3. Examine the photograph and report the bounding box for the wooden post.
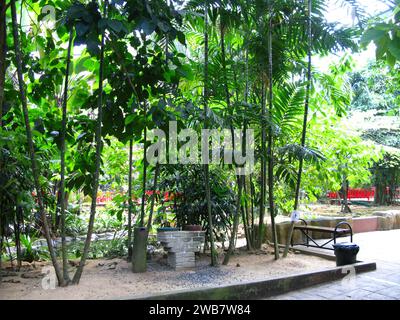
[132,227,148,273]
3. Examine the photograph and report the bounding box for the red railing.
[326,187,400,201]
[327,188,375,200]
[96,190,182,204]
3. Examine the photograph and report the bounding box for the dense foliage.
[0,0,394,286]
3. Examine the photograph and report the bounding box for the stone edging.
[117,261,376,300]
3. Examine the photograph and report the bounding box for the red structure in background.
[96,190,182,204]
[327,187,375,201]
[327,188,376,201]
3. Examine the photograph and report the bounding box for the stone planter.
[157,230,205,270]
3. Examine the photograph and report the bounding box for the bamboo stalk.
[283,0,312,258]
[203,0,217,266]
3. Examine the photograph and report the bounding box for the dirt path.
[0,248,334,300]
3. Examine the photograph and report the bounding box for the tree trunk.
[283,0,312,258]
[139,103,148,227]
[203,0,217,266]
[341,178,352,213]
[72,0,108,284]
[10,0,64,285]
[0,234,3,279]
[258,81,266,249]
[249,173,256,247]
[374,168,387,205]
[0,0,6,127]
[388,171,396,205]
[0,0,7,277]
[13,206,22,270]
[59,29,73,283]
[243,53,252,250]
[127,138,133,261]
[219,15,241,265]
[266,10,279,260]
[242,170,253,250]
[223,177,242,265]
[146,163,160,230]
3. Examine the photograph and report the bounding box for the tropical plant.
[1,0,368,286]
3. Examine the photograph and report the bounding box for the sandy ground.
[0,247,334,300]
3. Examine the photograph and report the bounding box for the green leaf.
[74,56,90,73]
[388,38,400,61]
[163,70,175,82]
[86,36,100,56]
[137,19,155,35]
[108,19,126,33]
[360,29,386,46]
[387,51,396,68]
[125,114,136,125]
[176,65,194,81]
[177,31,186,46]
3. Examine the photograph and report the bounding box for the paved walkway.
[267,230,400,300]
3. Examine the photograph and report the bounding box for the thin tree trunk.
[0,0,6,127]
[72,0,108,284]
[266,9,279,260]
[242,121,253,251]
[241,195,251,250]
[146,163,160,230]
[106,37,138,261]
[243,47,254,250]
[127,138,133,260]
[258,81,266,249]
[0,234,3,278]
[146,17,168,231]
[223,178,242,265]
[0,0,7,277]
[6,235,13,269]
[59,29,73,283]
[10,0,64,285]
[219,15,241,265]
[249,173,255,246]
[203,0,217,266]
[241,202,250,250]
[341,178,352,213]
[283,0,312,258]
[14,206,22,270]
[243,175,253,250]
[139,104,147,227]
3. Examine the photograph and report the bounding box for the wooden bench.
[291,219,353,250]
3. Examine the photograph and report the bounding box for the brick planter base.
[157,231,205,270]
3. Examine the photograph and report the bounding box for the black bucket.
[333,242,359,266]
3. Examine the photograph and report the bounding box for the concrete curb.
[119,261,376,300]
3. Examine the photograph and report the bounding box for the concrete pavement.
[267,230,400,300]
